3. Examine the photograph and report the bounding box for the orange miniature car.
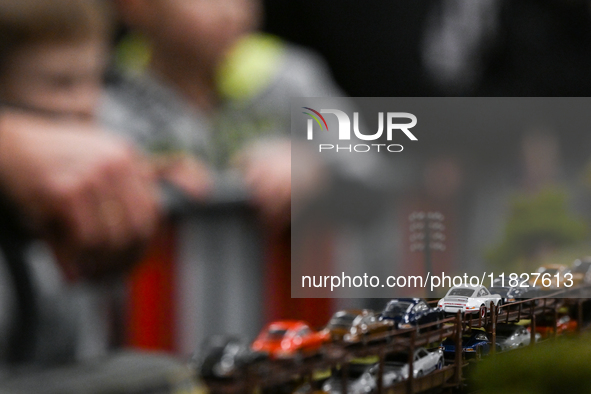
[534,314,577,339]
[251,320,329,359]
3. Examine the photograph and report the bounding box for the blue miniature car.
[379,298,444,331]
[440,329,490,359]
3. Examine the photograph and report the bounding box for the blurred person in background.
[0,0,160,365]
[102,0,379,340]
[103,0,343,227]
[476,0,591,96]
[423,0,591,96]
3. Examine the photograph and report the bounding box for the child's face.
[0,38,107,121]
[136,0,260,67]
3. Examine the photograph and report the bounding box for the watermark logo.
[302,107,329,135]
[303,107,417,153]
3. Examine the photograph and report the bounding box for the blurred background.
[105,0,591,355]
[3,0,591,372]
[263,0,591,96]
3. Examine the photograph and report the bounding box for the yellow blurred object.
[216,33,285,101]
[349,355,380,364]
[115,33,152,76]
[530,264,569,289]
[114,32,285,101]
[312,368,332,381]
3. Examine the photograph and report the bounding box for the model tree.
[486,188,587,271]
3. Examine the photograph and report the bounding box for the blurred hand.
[234,139,292,227]
[0,111,161,280]
[153,153,214,200]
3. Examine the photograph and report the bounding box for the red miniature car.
[534,314,577,339]
[251,320,329,359]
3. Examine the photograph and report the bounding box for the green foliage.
[474,336,591,394]
[486,188,587,270]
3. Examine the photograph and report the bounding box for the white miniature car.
[437,285,502,317]
[368,348,444,386]
[322,348,443,394]
[495,323,541,351]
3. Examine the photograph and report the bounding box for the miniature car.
[495,324,540,351]
[321,362,375,394]
[530,264,569,290]
[251,320,329,359]
[534,314,577,339]
[440,329,490,359]
[490,276,540,304]
[322,348,443,394]
[568,258,591,286]
[321,309,393,342]
[194,335,266,380]
[379,298,444,331]
[437,285,502,317]
[380,347,444,380]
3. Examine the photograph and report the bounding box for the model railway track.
[203,286,591,394]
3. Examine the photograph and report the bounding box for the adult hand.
[153,153,214,201]
[0,111,161,280]
[234,139,292,227]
